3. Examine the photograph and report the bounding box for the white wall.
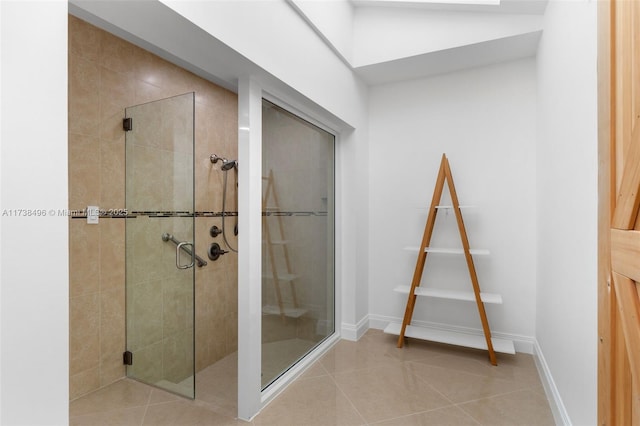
[536,1,598,424]
[368,58,538,347]
[0,1,69,424]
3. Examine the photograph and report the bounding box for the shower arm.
[161,233,207,268]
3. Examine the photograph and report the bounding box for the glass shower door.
[261,99,335,389]
[124,93,195,398]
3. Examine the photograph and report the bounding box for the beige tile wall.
[68,15,238,400]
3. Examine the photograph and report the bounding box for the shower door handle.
[176,242,195,269]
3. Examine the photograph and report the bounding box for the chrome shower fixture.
[210,153,224,164]
[210,154,238,171]
[221,159,237,171]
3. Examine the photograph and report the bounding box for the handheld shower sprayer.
[209,153,239,253]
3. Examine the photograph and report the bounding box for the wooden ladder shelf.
[390,154,510,365]
[262,169,306,321]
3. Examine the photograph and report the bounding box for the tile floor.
[70,329,555,425]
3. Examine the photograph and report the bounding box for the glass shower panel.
[261,99,335,389]
[125,93,195,398]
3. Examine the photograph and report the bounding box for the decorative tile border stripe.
[263,211,328,217]
[70,211,240,219]
[196,212,239,217]
[70,210,328,219]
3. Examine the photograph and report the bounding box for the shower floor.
[143,348,241,418]
[145,338,318,416]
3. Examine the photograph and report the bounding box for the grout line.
[455,386,540,406]
[365,405,478,426]
[325,357,404,378]
[327,369,369,425]
[454,402,484,426]
[404,356,537,398]
[404,355,506,380]
[452,404,483,426]
[403,362,458,407]
[140,385,155,426]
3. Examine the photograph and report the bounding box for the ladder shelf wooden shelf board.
[435,205,476,209]
[262,273,299,281]
[262,305,307,318]
[384,322,515,354]
[393,285,503,304]
[394,153,511,366]
[404,247,490,256]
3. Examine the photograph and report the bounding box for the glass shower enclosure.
[261,99,335,389]
[124,93,196,398]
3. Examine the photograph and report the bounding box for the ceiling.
[350,0,548,14]
[292,0,548,85]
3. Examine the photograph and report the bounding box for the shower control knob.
[210,225,222,238]
[207,243,228,261]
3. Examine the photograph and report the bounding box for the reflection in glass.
[261,99,335,389]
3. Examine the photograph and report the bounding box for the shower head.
[210,154,237,171]
[221,159,237,171]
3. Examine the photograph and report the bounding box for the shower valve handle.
[210,225,222,238]
[208,242,229,261]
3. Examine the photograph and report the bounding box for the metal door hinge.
[123,350,133,365]
[123,117,133,131]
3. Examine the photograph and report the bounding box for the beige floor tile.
[70,406,147,426]
[319,337,402,374]
[405,348,496,374]
[361,330,458,363]
[143,400,241,425]
[194,394,239,420]
[332,330,469,371]
[148,387,181,405]
[406,362,527,404]
[458,389,555,425]
[197,351,237,383]
[412,351,542,388]
[298,360,330,380]
[333,364,452,423]
[401,338,504,363]
[195,352,239,418]
[371,406,480,426]
[252,375,365,426]
[70,379,151,416]
[486,353,544,387]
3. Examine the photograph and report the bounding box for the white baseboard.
[341,314,370,341]
[534,340,571,426]
[368,314,535,354]
[368,314,395,331]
